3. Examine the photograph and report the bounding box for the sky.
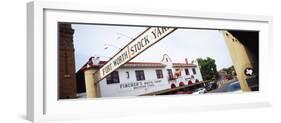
[72,24,234,72]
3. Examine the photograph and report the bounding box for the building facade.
[77,54,203,97]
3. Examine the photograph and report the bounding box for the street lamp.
[104,44,121,50]
[103,33,133,56]
[104,33,134,51]
[116,32,134,40]
[92,55,111,59]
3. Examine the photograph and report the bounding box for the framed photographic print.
[27,0,273,122]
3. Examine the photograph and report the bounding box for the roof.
[78,59,197,72]
[172,63,197,67]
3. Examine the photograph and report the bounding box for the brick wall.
[58,23,77,99]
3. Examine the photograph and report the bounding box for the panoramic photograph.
[58,23,259,99]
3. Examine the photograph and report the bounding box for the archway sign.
[97,27,177,82]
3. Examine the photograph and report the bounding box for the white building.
[77,54,203,97]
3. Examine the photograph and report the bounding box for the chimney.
[86,57,95,68]
[185,58,188,64]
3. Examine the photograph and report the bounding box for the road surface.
[209,80,241,93]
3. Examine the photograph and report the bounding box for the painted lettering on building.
[120,80,163,90]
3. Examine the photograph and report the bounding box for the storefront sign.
[98,27,176,80]
[120,80,163,90]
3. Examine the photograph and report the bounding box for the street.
[208,80,242,93]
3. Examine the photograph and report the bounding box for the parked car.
[205,84,213,91]
[226,81,242,93]
[210,82,218,90]
[175,91,193,94]
[205,82,218,91]
[192,88,207,94]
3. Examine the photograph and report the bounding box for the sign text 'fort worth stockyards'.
[98,27,176,80]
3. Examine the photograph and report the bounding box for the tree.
[228,66,236,76]
[197,57,217,81]
[220,65,237,80]
[221,65,236,75]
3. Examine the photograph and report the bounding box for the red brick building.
[58,23,77,99]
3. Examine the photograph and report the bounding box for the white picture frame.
[27,0,273,122]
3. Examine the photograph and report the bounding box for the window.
[135,70,145,81]
[156,70,163,79]
[126,71,130,79]
[185,69,190,75]
[167,69,173,80]
[175,69,181,77]
[192,68,196,74]
[106,71,120,84]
